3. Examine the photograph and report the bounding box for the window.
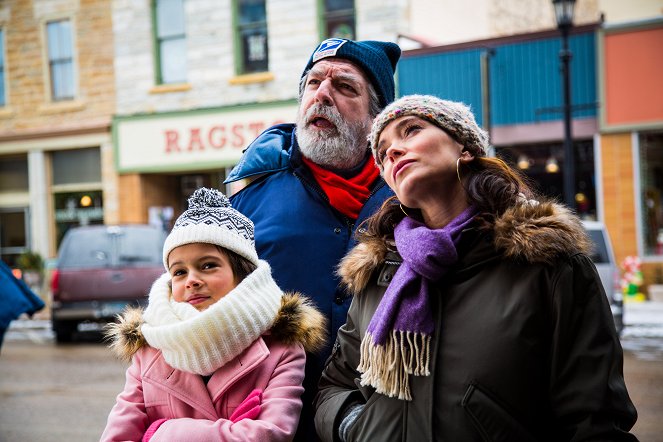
[0,28,5,106]
[51,148,103,247]
[236,0,268,74]
[154,0,187,84]
[496,139,597,220]
[46,19,75,101]
[0,156,29,266]
[0,155,29,192]
[322,0,355,40]
[640,132,663,256]
[53,191,104,247]
[52,147,101,185]
[0,209,29,267]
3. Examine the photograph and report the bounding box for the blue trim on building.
[398,30,597,129]
[399,49,485,125]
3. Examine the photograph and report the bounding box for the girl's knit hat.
[162,187,258,270]
[369,94,489,170]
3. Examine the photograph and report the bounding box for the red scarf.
[302,156,380,220]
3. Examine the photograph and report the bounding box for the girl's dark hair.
[215,246,257,284]
[360,156,537,241]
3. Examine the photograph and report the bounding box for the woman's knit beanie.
[369,94,489,171]
[162,187,258,270]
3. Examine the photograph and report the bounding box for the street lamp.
[552,0,576,209]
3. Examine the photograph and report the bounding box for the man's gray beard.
[296,104,371,170]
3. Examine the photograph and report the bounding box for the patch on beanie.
[174,187,254,243]
[312,38,347,63]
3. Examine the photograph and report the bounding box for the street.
[617,301,663,441]
[0,330,126,442]
[1,303,662,441]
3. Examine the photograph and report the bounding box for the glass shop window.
[52,147,101,185]
[640,131,663,256]
[0,209,28,267]
[51,148,103,247]
[53,191,104,248]
[497,139,597,220]
[0,156,29,192]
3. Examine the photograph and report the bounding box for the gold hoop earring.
[456,158,462,184]
[400,204,410,218]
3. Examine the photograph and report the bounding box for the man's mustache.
[304,104,343,128]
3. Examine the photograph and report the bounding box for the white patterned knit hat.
[163,187,258,270]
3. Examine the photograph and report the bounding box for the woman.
[314,95,637,441]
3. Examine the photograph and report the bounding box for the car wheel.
[53,320,77,343]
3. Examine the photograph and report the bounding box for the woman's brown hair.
[359,155,537,241]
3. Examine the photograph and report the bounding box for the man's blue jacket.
[226,124,393,353]
[225,123,392,439]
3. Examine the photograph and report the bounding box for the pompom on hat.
[301,38,401,108]
[162,188,258,270]
[369,94,490,171]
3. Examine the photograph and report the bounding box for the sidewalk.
[4,315,53,343]
[623,301,663,335]
[623,300,663,325]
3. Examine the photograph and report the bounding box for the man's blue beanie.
[301,38,401,108]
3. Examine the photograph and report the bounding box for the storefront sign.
[114,102,298,172]
[55,207,104,223]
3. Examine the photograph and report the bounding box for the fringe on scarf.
[357,330,431,401]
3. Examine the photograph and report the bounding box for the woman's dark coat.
[314,201,638,441]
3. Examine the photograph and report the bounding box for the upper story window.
[236,0,268,74]
[46,19,76,101]
[0,29,5,106]
[154,0,187,84]
[322,0,355,40]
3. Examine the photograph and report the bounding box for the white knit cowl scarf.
[141,260,283,375]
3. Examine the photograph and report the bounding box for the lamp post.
[552,0,576,209]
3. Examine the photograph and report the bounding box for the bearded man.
[224,38,401,441]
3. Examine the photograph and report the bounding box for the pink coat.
[101,334,305,441]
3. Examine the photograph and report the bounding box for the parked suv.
[50,224,166,342]
[582,221,624,335]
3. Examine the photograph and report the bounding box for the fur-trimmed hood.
[339,200,593,295]
[106,292,327,363]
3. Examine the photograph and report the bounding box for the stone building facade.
[0,0,117,267]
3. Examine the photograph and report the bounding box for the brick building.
[0,0,116,266]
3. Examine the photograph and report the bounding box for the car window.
[585,228,610,264]
[58,229,113,268]
[58,226,165,269]
[117,227,164,265]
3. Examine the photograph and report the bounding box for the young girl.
[101,187,326,442]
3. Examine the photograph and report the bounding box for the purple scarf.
[357,206,478,400]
